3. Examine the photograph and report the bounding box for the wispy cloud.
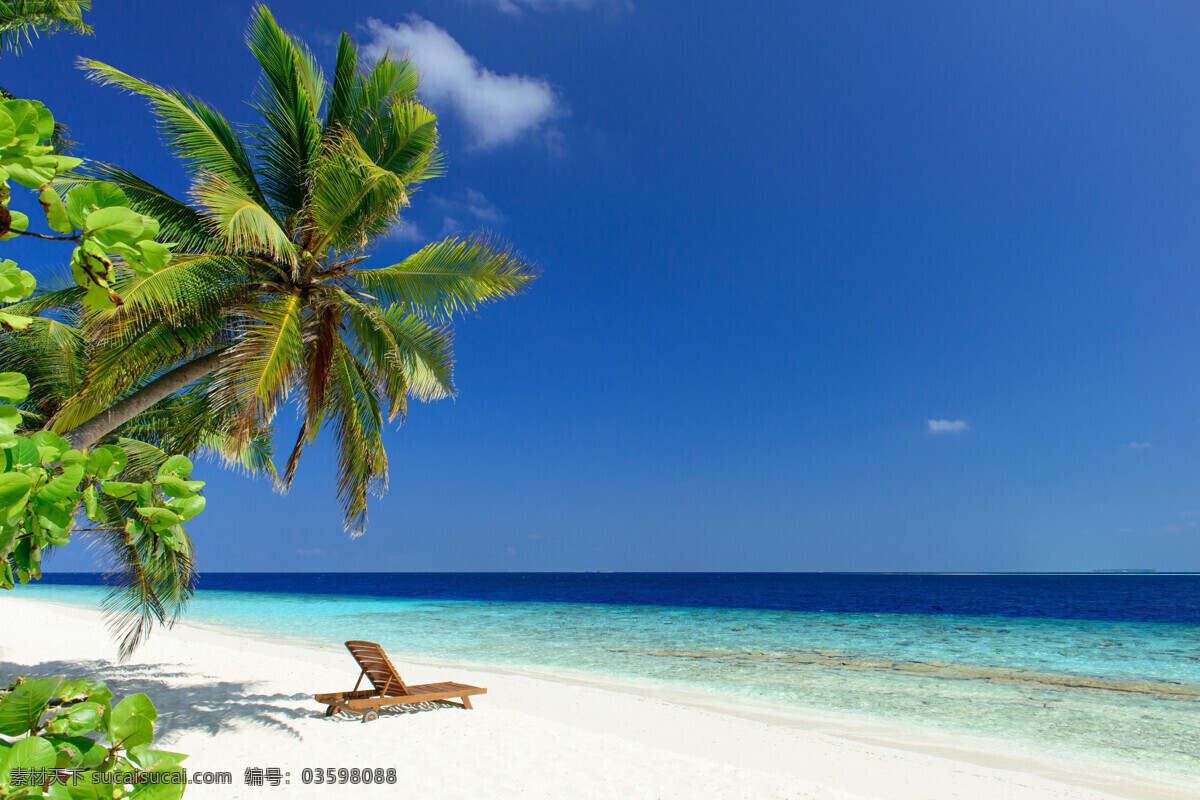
[489,0,632,13]
[1125,441,1153,449]
[435,188,504,235]
[363,17,562,149]
[391,221,425,243]
[927,419,969,434]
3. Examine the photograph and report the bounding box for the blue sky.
[11,0,1200,571]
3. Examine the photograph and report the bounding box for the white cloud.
[391,222,424,242]
[1125,441,1153,450]
[490,0,632,13]
[927,419,969,434]
[362,17,562,149]
[435,188,504,235]
[437,188,503,223]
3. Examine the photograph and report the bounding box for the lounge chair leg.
[461,696,472,710]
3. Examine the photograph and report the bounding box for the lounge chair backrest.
[345,640,409,696]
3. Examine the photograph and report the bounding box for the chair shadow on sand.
[0,658,471,741]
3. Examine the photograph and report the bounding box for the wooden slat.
[315,640,486,717]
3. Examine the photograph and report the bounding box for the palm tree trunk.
[65,349,229,450]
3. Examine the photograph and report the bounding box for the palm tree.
[0,287,278,657]
[46,5,536,534]
[0,0,90,56]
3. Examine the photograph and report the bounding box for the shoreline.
[2,595,1194,799]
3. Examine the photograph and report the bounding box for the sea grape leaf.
[5,437,38,471]
[155,475,203,498]
[39,186,72,233]
[28,430,68,463]
[0,472,33,513]
[0,403,21,435]
[83,484,99,521]
[84,205,144,246]
[87,445,128,480]
[0,677,61,735]
[99,480,139,500]
[157,456,193,478]
[0,372,29,403]
[64,182,127,230]
[109,694,155,748]
[168,495,205,522]
[6,735,56,769]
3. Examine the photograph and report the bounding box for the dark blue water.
[37,572,1200,624]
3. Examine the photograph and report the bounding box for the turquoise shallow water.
[21,583,1200,786]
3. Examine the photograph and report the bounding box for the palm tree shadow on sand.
[0,658,470,740]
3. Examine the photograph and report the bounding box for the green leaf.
[35,106,55,143]
[39,186,72,234]
[0,677,60,736]
[44,732,106,769]
[82,281,119,310]
[0,260,35,301]
[99,480,139,500]
[109,694,156,748]
[28,431,69,464]
[0,309,33,331]
[136,239,171,272]
[167,494,205,522]
[6,735,56,769]
[87,445,128,480]
[154,475,203,498]
[0,471,33,513]
[157,455,193,478]
[0,403,22,436]
[0,372,30,403]
[61,450,87,469]
[137,506,183,529]
[84,205,145,246]
[5,437,39,471]
[87,684,114,731]
[0,209,29,241]
[36,504,73,537]
[0,109,15,144]
[56,703,103,739]
[83,484,99,521]
[38,464,84,503]
[5,155,58,189]
[65,182,128,231]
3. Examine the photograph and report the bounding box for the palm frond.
[327,337,386,536]
[324,31,357,131]
[349,235,537,319]
[79,58,270,208]
[86,489,195,662]
[98,254,246,331]
[214,292,305,436]
[344,298,455,407]
[245,4,325,218]
[281,305,336,488]
[307,128,408,255]
[60,164,219,252]
[191,171,298,266]
[0,0,90,55]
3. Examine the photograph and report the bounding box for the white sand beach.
[0,595,1190,800]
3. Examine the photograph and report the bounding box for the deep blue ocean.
[35,571,1200,623]
[25,572,1200,788]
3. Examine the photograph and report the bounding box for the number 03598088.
[301,768,398,785]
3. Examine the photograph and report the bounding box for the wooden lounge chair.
[315,640,487,723]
